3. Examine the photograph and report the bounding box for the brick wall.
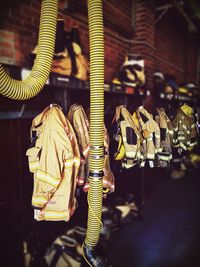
[0,0,199,86]
[186,34,198,83]
[155,8,188,83]
[0,0,132,83]
[131,0,156,88]
[0,0,40,66]
[154,8,196,84]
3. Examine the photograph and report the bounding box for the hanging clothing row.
[26,103,199,222]
[112,103,199,169]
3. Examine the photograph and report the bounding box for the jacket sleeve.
[31,130,73,209]
[172,114,179,146]
[154,120,161,153]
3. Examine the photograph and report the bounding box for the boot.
[44,235,82,267]
[82,244,112,267]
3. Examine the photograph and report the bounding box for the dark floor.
[1,168,200,267]
[109,169,200,267]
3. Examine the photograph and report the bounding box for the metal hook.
[18,104,26,118]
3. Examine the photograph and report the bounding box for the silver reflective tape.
[177,136,185,141]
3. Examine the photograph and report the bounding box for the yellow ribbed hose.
[84,0,104,250]
[0,0,57,100]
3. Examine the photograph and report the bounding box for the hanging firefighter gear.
[154,107,173,167]
[67,104,90,188]
[103,126,115,193]
[67,104,115,193]
[173,104,199,151]
[51,21,89,81]
[136,106,161,167]
[31,19,89,81]
[26,104,80,221]
[112,55,145,87]
[114,105,142,169]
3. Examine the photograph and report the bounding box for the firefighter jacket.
[26,104,80,221]
[154,107,173,167]
[136,106,161,167]
[67,104,115,193]
[173,104,199,151]
[103,126,115,193]
[114,105,141,169]
[68,104,90,187]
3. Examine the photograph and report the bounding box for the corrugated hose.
[0,0,58,100]
[82,0,110,266]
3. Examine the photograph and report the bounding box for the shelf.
[2,64,145,95]
[0,65,146,120]
[174,94,198,102]
[48,72,144,95]
[159,92,199,103]
[0,110,40,120]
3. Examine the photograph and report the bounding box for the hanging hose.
[85,0,104,248]
[1,0,107,264]
[83,0,109,266]
[0,0,58,100]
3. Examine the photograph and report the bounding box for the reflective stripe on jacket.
[26,104,80,221]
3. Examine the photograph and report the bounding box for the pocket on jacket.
[26,147,41,173]
[126,127,137,145]
[160,128,166,141]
